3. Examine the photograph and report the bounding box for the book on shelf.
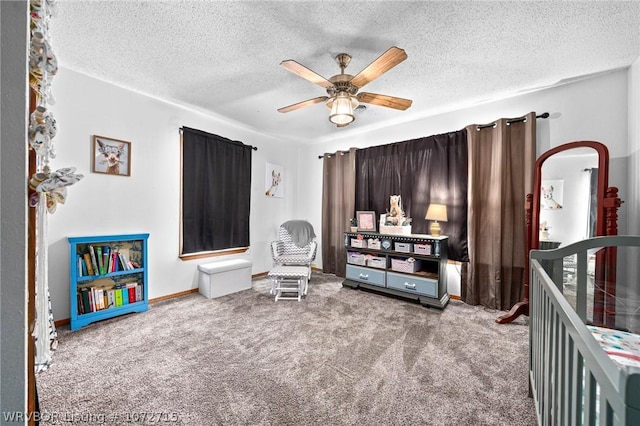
[81,255,88,276]
[91,287,101,310]
[95,246,104,275]
[77,293,84,314]
[77,279,144,314]
[83,253,94,276]
[112,251,119,272]
[135,284,142,302]
[106,247,113,273]
[126,282,137,303]
[102,246,110,274]
[119,252,133,270]
[89,245,99,276]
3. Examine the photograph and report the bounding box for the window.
[180,127,253,258]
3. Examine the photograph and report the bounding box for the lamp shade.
[425,204,448,222]
[328,91,357,125]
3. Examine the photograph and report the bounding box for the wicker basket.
[391,258,422,273]
[347,252,366,266]
[367,257,387,269]
[414,243,432,255]
[351,238,367,248]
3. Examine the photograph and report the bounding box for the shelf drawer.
[386,272,437,298]
[346,264,385,287]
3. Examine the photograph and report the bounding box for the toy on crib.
[385,195,410,226]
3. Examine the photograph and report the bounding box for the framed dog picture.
[92,135,131,176]
[265,162,284,198]
[541,179,564,210]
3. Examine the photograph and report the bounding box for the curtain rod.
[179,127,258,150]
[317,112,551,159]
[476,112,549,130]
[318,150,351,159]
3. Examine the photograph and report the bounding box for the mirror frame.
[498,140,613,325]
[531,141,610,251]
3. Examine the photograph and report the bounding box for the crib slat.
[570,347,582,425]
[543,294,552,422]
[575,250,588,323]
[564,335,575,426]
[584,370,596,425]
[558,322,567,424]
[552,310,560,423]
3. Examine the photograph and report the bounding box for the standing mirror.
[532,141,610,251]
[498,140,617,325]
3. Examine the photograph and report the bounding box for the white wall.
[48,67,635,315]
[47,68,299,321]
[299,69,632,297]
[626,56,640,331]
[1,0,29,415]
[629,57,640,237]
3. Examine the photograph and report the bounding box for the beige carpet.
[36,272,537,425]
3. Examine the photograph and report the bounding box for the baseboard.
[54,269,320,328]
[54,273,268,327]
[149,288,199,303]
[449,294,461,301]
[54,318,70,328]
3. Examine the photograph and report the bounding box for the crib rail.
[529,236,640,426]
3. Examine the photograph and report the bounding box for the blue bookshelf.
[68,233,149,330]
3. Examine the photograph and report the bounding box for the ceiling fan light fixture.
[328,91,358,126]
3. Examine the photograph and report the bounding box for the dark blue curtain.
[354,130,468,261]
[181,127,252,254]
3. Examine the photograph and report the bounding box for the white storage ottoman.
[198,259,252,298]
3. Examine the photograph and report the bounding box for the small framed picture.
[356,211,376,232]
[541,179,563,210]
[265,162,284,198]
[92,135,131,176]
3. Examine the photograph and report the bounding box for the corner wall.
[626,56,640,331]
[47,68,299,321]
[1,0,29,416]
[628,57,640,237]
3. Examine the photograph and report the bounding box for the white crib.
[529,236,640,425]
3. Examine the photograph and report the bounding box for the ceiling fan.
[277,46,413,127]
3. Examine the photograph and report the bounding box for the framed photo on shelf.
[92,135,131,177]
[356,211,376,232]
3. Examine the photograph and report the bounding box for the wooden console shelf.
[342,232,449,309]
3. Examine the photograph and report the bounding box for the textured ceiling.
[50,1,640,144]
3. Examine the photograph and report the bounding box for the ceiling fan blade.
[357,92,413,111]
[350,47,408,88]
[280,60,334,89]
[277,96,329,113]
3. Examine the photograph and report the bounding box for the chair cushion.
[278,227,312,255]
[268,266,309,278]
[274,254,311,265]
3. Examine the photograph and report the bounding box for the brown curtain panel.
[321,148,356,277]
[462,112,536,310]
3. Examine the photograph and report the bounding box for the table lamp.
[425,204,447,236]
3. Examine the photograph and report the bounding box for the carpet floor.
[36,272,537,425]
